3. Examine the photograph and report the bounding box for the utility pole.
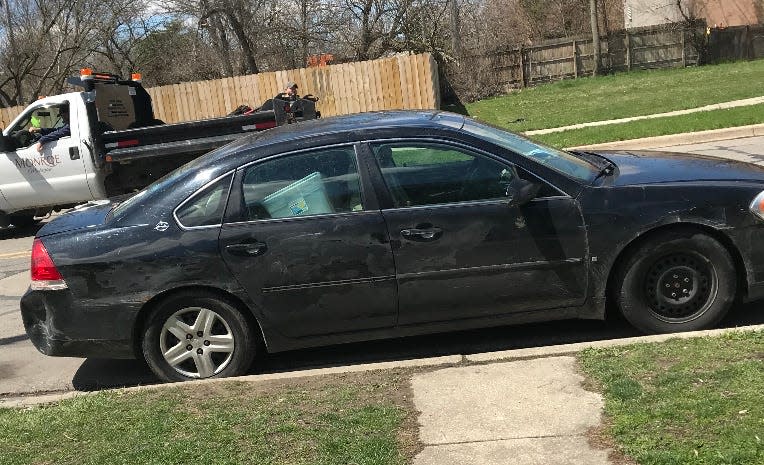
[450,0,463,59]
[589,0,601,76]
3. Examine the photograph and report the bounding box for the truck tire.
[9,214,39,228]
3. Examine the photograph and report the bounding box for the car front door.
[218,145,397,338]
[366,140,589,326]
[0,101,93,210]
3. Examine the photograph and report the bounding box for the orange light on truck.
[81,68,93,80]
[131,73,142,82]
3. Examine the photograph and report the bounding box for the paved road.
[2,135,764,398]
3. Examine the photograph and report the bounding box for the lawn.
[461,59,764,134]
[534,103,764,148]
[580,331,764,465]
[0,370,418,465]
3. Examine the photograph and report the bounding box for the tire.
[141,292,257,382]
[615,230,736,334]
[9,214,39,228]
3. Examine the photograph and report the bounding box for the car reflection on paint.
[20,110,764,381]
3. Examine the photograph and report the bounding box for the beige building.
[623,0,762,29]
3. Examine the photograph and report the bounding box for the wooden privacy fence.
[0,107,20,129]
[0,53,440,128]
[463,26,701,89]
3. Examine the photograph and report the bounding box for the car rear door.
[218,144,397,338]
[364,140,589,326]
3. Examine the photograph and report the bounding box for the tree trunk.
[224,10,259,74]
[589,0,601,76]
[3,0,22,104]
[449,0,462,59]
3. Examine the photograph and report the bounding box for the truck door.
[0,100,94,211]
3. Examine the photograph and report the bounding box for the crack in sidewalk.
[423,433,589,447]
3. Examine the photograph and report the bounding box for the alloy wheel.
[159,307,235,378]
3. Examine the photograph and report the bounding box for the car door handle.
[400,227,443,242]
[225,242,267,257]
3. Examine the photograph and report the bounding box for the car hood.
[36,200,114,238]
[597,150,764,186]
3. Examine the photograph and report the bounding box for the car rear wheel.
[616,230,736,334]
[141,292,257,382]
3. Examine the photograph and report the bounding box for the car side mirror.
[506,177,541,207]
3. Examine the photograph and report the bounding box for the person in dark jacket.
[30,107,71,152]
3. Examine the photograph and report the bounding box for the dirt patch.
[587,421,639,465]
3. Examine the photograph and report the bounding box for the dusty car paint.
[20,111,764,361]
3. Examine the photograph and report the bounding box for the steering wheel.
[10,129,40,148]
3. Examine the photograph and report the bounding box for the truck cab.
[0,93,99,226]
[0,69,318,228]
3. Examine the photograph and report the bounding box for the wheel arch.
[605,222,748,309]
[131,285,268,360]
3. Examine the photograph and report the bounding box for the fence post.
[519,47,526,88]
[625,31,631,71]
[573,40,578,78]
[681,30,686,67]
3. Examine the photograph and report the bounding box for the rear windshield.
[461,119,598,182]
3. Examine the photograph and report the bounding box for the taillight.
[30,238,67,290]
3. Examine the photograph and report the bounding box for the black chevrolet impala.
[21,111,764,381]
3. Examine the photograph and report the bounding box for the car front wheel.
[141,292,257,382]
[616,230,736,334]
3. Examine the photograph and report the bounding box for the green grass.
[580,331,764,465]
[533,103,764,148]
[0,370,416,465]
[463,59,764,133]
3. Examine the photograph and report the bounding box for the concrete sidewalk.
[412,357,611,465]
[526,96,764,136]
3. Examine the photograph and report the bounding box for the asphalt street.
[2,135,764,398]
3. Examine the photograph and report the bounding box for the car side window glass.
[240,147,363,221]
[371,142,517,208]
[176,174,233,228]
[8,104,69,148]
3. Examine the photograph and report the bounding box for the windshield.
[461,119,599,182]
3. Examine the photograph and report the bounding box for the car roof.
[205,110,466,168]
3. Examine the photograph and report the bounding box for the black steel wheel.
[615,230,736,333]
[142,291,257,382]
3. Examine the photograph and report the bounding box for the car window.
[371,142,517,208]
[239,146,363,221]
[175,174,233,227]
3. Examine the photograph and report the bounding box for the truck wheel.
[141,292,257,382]
[615,230,736,334]
[9,214,39,228]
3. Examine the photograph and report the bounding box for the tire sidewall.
[142,293,256,382]
[618,232,736,333]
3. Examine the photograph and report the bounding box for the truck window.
[8,103,69,148]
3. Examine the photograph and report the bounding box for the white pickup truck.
[0,69,317,227]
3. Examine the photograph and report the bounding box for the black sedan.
[21,111,764,381]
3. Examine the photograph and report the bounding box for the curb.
[568,123,764,151]
[2,324,762,408]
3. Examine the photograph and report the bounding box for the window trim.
[173,171,235,230]
[366,138,570,210]
[231,142,368,224]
